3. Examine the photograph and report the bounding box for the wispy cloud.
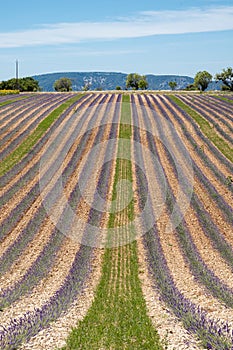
[1,6,233,48]
[44,48,143,57]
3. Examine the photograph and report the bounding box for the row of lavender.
[0,92,107,297]
[150,94,233,300]
[0,94,54,120]
[175,94,233,145]
[0,94,33,103]
[0,94,122,348]
[0,93,95,304]
[186,94,233,122]
[166,95,233,175]
[0,93,94,242]
[0,94,75,160]
[132,94,233,348]
[151,94,233,292]
[153,94,233,223]
[210,95,233,108]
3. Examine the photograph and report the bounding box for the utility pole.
[16,59,19,90]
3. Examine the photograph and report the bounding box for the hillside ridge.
[32,71,195,91]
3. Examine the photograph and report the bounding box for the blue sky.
[0,0,232,80]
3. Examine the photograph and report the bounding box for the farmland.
[0,91,232,349]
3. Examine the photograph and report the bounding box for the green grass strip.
[0,95,31,107]
[169,95,233,162]
[0,94,84,177]
[214,96,233,104]
[61,94,163,350]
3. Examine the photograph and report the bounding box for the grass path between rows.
[0,94,84,177]
[0,95,30,107]
[169,95,233,162]
[60,95,163,350]
[215,96,233,104]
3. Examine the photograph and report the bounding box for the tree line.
[0,77,40,92]
[0,67,232,92]
[186,67,233,91]
[52,67,233,92]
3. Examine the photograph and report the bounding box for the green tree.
[126,73,148,90]
[0,79,18,90]
[115,86,122,90]
[215,67,233,91]
[53,77,72,92]
[194,71,212,91]
[20,77,40,91]
[82,81,92,91]
[0,77,40,92]
[184,83,197,91]
[168,81,177,90]
[138,76,148,90]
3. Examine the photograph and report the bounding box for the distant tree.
[215,67,233,91]
[126,73,148,90]
[194,71,212,91]
[138,76,148,90]
[0,79,18,90]
[82,82,92,91]
[54,77,72,92]
[169,81,177,90]
[115,86,122,90]
[221,84,231,91]
[20,77,41,91]
[184,83,197,91]
[0,77,40,92]
[95,86,103,91]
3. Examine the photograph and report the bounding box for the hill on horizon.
[32,71,221,91]
[32,71,193,91]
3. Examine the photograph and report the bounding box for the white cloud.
[0,6,233,48]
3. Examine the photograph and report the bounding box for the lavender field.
[0,92,232,350]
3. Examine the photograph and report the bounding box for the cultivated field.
[0,92,232,349]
